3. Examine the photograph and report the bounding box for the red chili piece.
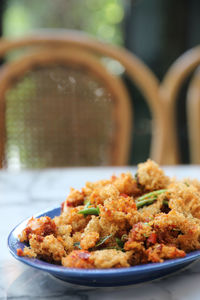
[120,193,128,198]
[147,233,157,244]
[17,249,24,256]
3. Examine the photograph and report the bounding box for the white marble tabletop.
[1,165,200,300]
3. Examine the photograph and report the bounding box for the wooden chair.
[160,46,200,164]
[0,30,166,168]
[187,66,200,163]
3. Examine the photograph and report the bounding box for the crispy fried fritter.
[146,244,185,263]
[17,159,200,269]
[90,249,131,268]
[80,232,100,250]
[137,159,170,191]
[62,250,94,268]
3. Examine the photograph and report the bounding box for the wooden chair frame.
[160,45,200,164]
[0,30,166,167]
[187,66,200,163]
[0,48,132,167]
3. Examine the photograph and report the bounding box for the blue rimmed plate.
[8,207,200,287]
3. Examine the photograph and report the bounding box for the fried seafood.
[17,159,200,268]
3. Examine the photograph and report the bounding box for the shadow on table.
[6,260,200,300]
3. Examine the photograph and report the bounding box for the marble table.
[1,165,200,300]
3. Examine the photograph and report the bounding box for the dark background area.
[124,0,200,164]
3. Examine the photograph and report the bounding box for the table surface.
[1,165,200,300]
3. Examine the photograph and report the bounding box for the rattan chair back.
[0,31,166,168]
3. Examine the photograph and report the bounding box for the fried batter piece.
[112,172,141,196]
[21,234,67,262]
[80,232,100,250]
[90,249,132,268]
[146,244,185,263]
[153,210,200,252]
[63,188,84,210]
[137,159,170,191]
[62,250,94,269]
[19,216,57,242]
[168,182,200,219]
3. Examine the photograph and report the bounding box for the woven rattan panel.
[5,66,114,168]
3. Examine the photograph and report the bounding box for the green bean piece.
[136,197,157,209]
[84,200,91,209]
[78,206,100,216]
[136,189,167,202]
[82,200,92,217]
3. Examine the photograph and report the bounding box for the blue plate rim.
[8,206,200,278]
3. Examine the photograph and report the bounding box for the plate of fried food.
[8,160,200,286]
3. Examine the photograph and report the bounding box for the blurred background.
[1,0,200,168]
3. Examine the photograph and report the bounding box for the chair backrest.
[0,30,166,168]
[160,46,200,164]
[0,48,132,168]
[187,66,200,163]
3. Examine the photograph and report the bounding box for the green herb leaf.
[78,206,100,216]
[74,242,82,249]
[163,199,169,206]
[105,246,124,251]
[95,234,112,247]
[116,237,124,248]
[143,233,149,237]
[172,228,180,232]
[121,234,128,242]
[143,222,151,227]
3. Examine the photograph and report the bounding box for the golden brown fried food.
[18,159,200,269]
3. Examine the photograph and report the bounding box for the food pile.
[17,160,200,269]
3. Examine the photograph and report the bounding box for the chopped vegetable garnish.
[95,234,112,247]
[143,222,151,226]
[136,197,157,209]
[84,200,91,208]
[74,242,82,249]
[121,234,128,242]
[136,189,167,208]
[78,206,100,216]
[137,189,167,202]
[143,233,149,237]
[163,199,169,206]
[116,237,124,248]
[172,228,180,231]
